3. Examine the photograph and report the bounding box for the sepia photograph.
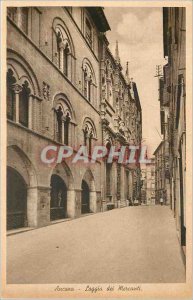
[1,1,192,298]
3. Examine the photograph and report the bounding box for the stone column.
[28,95,33,129]
[67,53,72,80]
[37,186,51,227]
[27,186,38,227]
[75,189,82,217]
[67,189,76,218]
[61,119,65,144]
[90,191,97,213]
[59,47,64,73]
[13,84,22,123]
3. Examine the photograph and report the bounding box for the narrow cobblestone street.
[7,206,185,284]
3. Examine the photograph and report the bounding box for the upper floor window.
[7,7,29,35]
[82,59,96,104]
[85,18,92,46]
[53,94,76,146]
[7,7,17,22]
[7,69,31,128]
[53,20,76,83]
[55,105,71,144]
[82,118,97,157]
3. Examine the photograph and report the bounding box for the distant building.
[154,142,169,205]
[141,159,155,205]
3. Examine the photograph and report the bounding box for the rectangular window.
[7,7,17,22]
[19,8,28,34]
[85,18,92,46]
[7,7,29,35]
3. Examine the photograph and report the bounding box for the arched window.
[53,23,75,81]
[7,51,41,131]
[54,96,74,145]
[82,118,97,156]
[6,69,32,128]
[55,105,71,144]
[82,60,96,104]
[83,66,92,101]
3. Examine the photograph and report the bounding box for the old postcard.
[0,0,192,298]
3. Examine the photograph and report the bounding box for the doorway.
[81,180,90,214]
[7,167,27,230]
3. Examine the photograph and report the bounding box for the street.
[7,206,185,284]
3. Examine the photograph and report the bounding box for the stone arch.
[49,161,75,219]
[81,169,97,213]
[52,17,76,58]
[82,57,96,84]
[7,145,37,187]
[82,117,97,139]
[7,145,38,228]
[49,160,74,190]
[53,92,76,122]
[53,93,76,144]
[7,49,41,96]
[52,18,76,82]
[82,168,96,192]
[82,58,97,105]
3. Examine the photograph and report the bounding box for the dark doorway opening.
[7,167,27,230]
[81,180,90,214]
[50,174,67,221]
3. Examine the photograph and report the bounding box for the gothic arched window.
[82,61,96,103]
[54,99,73,145]
[82,119,97,157]
[55,26,72,79]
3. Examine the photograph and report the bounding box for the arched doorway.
[50,174,67,221]
[7,167,27,230]
[81,180,90,214]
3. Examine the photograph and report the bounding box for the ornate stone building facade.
[6,6,142,230]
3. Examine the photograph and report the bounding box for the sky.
[104,7,166,157]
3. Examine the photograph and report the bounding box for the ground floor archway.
[50,174,67,221]
[7,166,27,230]
[81,180,90,214]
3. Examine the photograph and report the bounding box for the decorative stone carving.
[42,81,50,101]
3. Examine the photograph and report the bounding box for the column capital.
[12,84,22,94]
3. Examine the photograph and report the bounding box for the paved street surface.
[7,206,185,283]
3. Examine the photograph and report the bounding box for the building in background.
[141,159,155,205]
[6,6,142,230]
[155,7,186,256]
[154,141,168,205]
